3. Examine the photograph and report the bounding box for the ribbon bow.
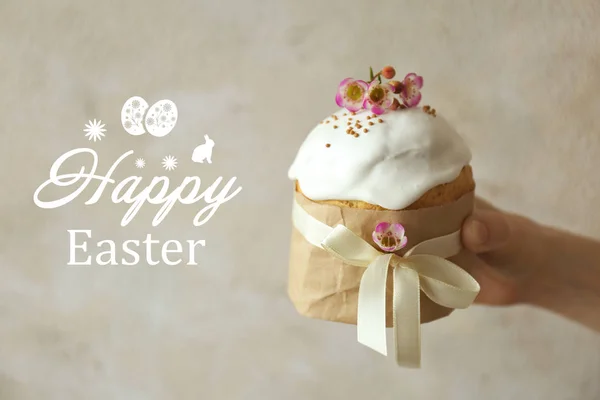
[292,199,480,368]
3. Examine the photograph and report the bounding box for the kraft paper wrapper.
[288,190,475,327]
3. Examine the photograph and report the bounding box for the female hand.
[460,198,546,305]
[461,198,600,332]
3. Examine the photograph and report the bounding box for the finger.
[462,210,511,254]
[468,258,520,305]
[456,251,519,305]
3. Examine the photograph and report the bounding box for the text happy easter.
[33,148,242,266]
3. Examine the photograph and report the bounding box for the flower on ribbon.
[372,222,408,252]
[363,82,395,115]
[400,73,424,108]
[336,78,369,112]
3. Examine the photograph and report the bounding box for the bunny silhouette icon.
[192,135,215,164]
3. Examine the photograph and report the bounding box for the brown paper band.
[288,191,475,326]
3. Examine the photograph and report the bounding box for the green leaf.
[369,67,374,81]
[378,75,382,84]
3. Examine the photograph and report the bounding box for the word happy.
[33,148,242,227]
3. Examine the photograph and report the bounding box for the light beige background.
[1,1,600,399]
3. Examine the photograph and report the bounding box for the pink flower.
[400,73,424,108]
[372,222,408,253]
[363,81,395,115]
[336,78,368,112]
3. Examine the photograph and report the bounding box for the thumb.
[462,210,511,254]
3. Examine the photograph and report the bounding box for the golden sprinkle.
[343,113,347,116]
[325,120,330,124]
[356,124,362,129]
[371,114,377,118]
[333,125,338,129]
[369,121,374,126]
[349,117,353,121]
[333,115,338,120]
[363,128,368,133]
[378,119,384,123]
[354,133,359,137]
[325,143,331,148]
[347,121,351,126]
[366,116,371,120]
[351,112,356,115]
[423,105,431,112]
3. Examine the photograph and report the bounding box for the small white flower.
[135,158,146,169]
[83,119,106,142]
[161,155,178,171]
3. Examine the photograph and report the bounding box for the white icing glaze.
[288,107,471,210]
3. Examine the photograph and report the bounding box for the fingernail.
[467,219,489,246]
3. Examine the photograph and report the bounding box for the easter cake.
[286,66,479,367]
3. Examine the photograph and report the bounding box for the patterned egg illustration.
[121,96,149,136]
[145,100,178,137]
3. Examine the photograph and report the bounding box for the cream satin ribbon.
[292,199,480,368]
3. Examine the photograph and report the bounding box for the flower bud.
[388,80,404,93]
[381,65,396,79]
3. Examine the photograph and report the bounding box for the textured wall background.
[2,1,600,399]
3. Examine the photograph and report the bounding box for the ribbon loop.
[403,254,480,309]
[321,225,381,267]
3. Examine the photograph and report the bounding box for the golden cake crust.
[295,165,475,210]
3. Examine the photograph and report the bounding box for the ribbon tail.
[357,254,393,356]
[393,266,422,368]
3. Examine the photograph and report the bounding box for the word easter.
[33,148,242,226]
[68,230,205,266]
